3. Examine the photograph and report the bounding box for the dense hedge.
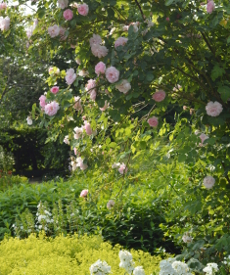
[0,234,162,274]
[0,176,177,254]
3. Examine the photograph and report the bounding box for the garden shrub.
[0,234,162,275]
[0,174,177,254]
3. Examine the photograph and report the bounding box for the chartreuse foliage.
[0,234,161,275]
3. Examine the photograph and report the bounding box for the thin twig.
[134,0,145,20]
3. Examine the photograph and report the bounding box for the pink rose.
[59,27,68,40]
[0,16,10,31]
[44,101,60,116]
[199,133,209,144]
[203,176,215,189]
[89,90,97,101]
[95,61,106,76]
[73,126,83,139]
[77,3,89,16]
[89,34,102,47]
[48,25,60,37]
[84,121,93,135]
[50,86,59,94]
[86,79,96,92]
[205,101,223,117]
[39,95,46,109]
[73,96,82,111]
[118,163,127,174]
[107,200,115,209]
[63,135,69,145]
[152,90,166,102]
[114,37,128,48]
[65,68,76,85]
[106,66,120,83]
[63,9,73,21]
[58,0,68,9]
[91,44,108,58]
[115,79,131,94]
[0,3,7,10]
[207,0,215,14]
[80,189,88,197]
[148,116,158,127]
[100,100,109,111]
[74,147,78,155]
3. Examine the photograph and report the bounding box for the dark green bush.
[0,176,178,254]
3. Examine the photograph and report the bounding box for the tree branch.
[134,0,145,20]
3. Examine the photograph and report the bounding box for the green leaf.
[218,86,230,102]
[211,65,225,81]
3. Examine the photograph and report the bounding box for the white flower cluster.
[222,255,230,265]
[203,263,219,275]
[89,250,146,275]
[35,202,53,232]
[159,258,192,275]
[89,259,111,275]
[133,265,145,275]
[119,250,135,274]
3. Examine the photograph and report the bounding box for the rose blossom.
[78,69,88,77]
[86,79,96,92]
[207,0,215,14]
[58,0,68,9]
[118,163,127,174]
[63,9,73,21]
[26,117,33,125]
[63,135,69,145]
[89,34,102,47]
[152,90,166,102]
[77,3,89,16]
[48,25,60,37]
[50,86,59,94]
[90,90,97,101]
[74,147,78,155]
[115,36,128,46]
[73,96,82,111]
[100,100,109,111]
[44,101,60,116]
[65,68,76,85]
[116,79,131,94]
[107,200,115,209]
[148,116,158,127]
[75,58,81,65]
[95,61,106,76]
[80,189,88,197]
[115,37,128,48]
[73,126,83,139]
[199,133,209,146]
[91,44,108,58]
[0,3,7,10]
[84,121,93,135]
[205,101,223,117]
[106,66,120,83]
[39,95,46,109]
[59,27,68,40]
[0,16,10,31]
[203,176,215,189]
[77,158,88,171]
[182,233,193,243]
